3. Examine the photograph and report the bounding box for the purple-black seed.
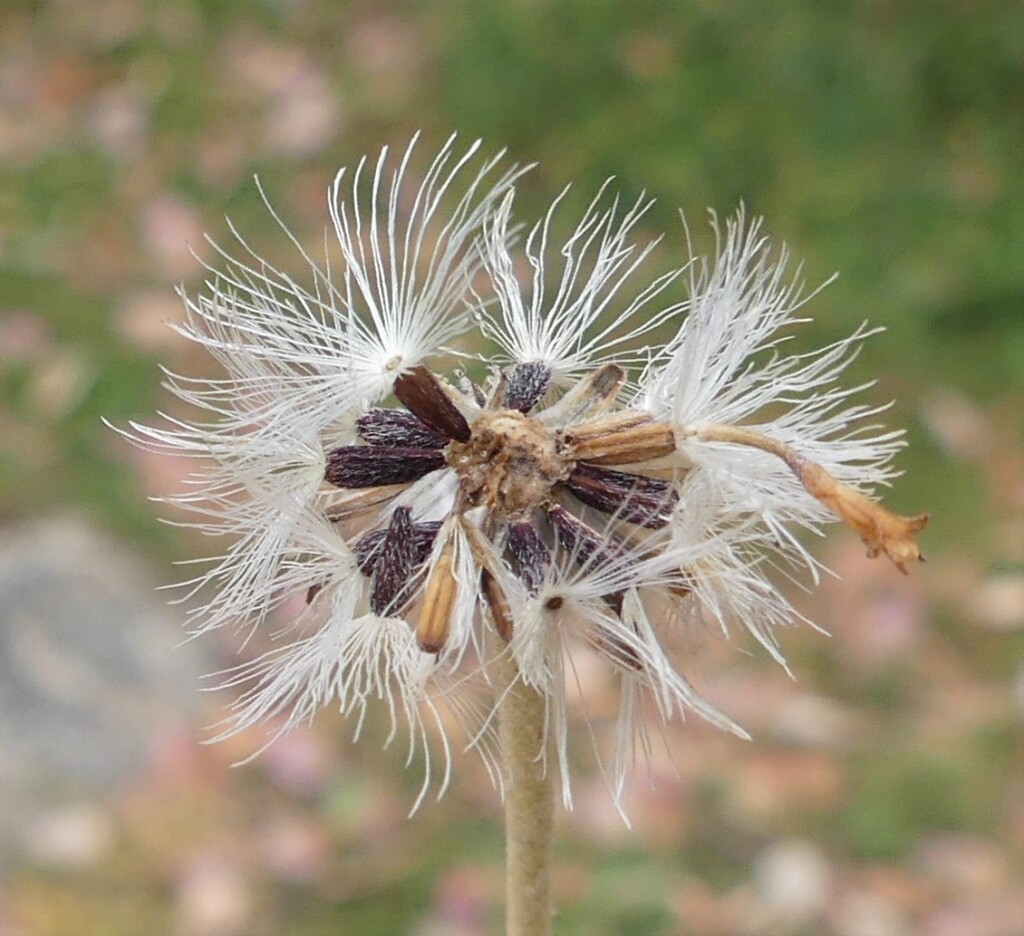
[370,507,418,615]
[507,521,551,595]
[325,446,446,488]
[549,506,603,559]
[503,362,552,414]
[354,519,442,574]
[565,463,678,529]
[356,408,448,449]
[548,504,626,567]
[547,504,626,614]
[393,366,471,442]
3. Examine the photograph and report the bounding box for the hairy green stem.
[497,650,554,936]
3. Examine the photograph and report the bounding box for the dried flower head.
[117,134,928,810]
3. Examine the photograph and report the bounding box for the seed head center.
[446,409,572,520]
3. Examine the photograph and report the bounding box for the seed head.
[115,135,928,811]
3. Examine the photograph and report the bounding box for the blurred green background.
[1,1,1021,934]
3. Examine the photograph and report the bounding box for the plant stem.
[679,421,928,571]
[497,650,554,936]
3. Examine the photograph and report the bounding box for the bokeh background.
[1,1,1022,933]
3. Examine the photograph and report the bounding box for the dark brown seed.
[547,504,625,614]
[507,521,551,595]
[325,446,445,488]
[353,520,442,574]
[548,504,625,566]
[565,463,678,528]
[356,408,448,448]
[503,362,551,414]
[481,569,514,642]
[369,507,418,615]
[393,366,471,442]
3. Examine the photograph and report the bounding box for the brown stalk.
[463,520,516,642]
[681,422,930,572]
[482,570,515,643]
